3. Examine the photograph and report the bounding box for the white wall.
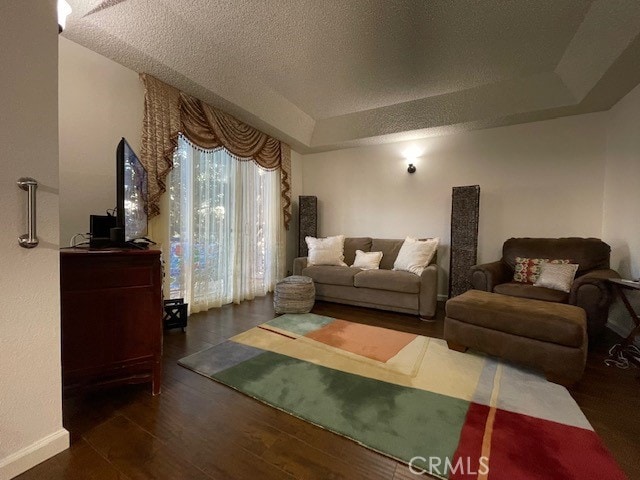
[301,113,607,296]
[59,37,144,245]
[603,83,640,280]
[0,1,68,478]
[602,83,640,338]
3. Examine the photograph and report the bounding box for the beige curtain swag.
[140,74,181,218]
[141,73,291,228]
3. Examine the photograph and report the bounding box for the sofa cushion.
[302,266,360,286]
[344,237,372,266]
[306,235,347,266]
[494,282,569,303]
[393,237,439,276]
[503,237,611,275]
[354,269,421,294]
[371,239,404,270]
[351,250,383,270]
[315,283,419,311]
[534,262,579,293]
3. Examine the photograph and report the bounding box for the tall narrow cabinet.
[60,248,163,395]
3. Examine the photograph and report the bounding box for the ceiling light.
[58,0,72,33]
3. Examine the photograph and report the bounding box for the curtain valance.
[140,73,291,229]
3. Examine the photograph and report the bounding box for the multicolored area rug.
[178,314,626,480]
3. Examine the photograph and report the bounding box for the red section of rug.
[451,403,627,480]
[450,403,490,479]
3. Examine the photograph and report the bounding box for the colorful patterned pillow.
[513,257,571,284]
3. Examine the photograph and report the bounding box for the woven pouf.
[274,275,315,314]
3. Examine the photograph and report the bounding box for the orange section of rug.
[305,319,417,362]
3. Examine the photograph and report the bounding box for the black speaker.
[89,215,116,248]
[298,196,318,257]
[449,185,480,298]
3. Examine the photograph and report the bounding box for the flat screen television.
[115,138,148,242]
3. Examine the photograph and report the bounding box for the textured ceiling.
[63,0,640,152]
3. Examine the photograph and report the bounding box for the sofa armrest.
[569,268,620,307]
[569,268,620,339]
[470,261,510,292]
[419,264,438,319]
[293,257,307,276]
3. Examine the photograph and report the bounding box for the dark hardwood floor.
[17,296,640,480]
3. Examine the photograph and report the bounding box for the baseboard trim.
[0,428,69,479]
[437,294,449,302]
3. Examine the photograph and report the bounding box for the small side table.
[606,278,640,369]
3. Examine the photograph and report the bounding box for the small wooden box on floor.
[444,290,587,386]
[60,248,163,395]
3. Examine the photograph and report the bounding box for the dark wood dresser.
[60,248,163,395]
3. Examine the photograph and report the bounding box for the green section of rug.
[265,312,334,335]
[213,350,468,469]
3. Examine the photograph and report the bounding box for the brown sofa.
[293,237,438,319]
[470,237,619,340]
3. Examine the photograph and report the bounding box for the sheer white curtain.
[168,135,284,313]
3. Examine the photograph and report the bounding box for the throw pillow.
[351,250,383,270]
[306,235,347,267]
[513,257,571,284]
[393,237,439,276]
[534,262,579,292]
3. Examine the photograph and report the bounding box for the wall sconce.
[407,163,416,174]
[58,0,72,33]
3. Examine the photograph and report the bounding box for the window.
[169,135,283,313]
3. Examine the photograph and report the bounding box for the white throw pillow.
[306,235,347,267]
[393,237,439,276]
[351,250,383,270]
[534,262,579,293]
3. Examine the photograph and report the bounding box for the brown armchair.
[470,238,619,340]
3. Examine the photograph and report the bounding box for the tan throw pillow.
[513,257,571,284]
[393,237,439,276]
[534,263,579,292]
[306,235,347,267]
[351,250,383,270]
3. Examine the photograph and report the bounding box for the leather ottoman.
[444,290,587,386]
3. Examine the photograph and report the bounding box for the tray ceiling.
[63,0,640,152]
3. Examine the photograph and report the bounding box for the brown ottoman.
[445,290,587,386]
